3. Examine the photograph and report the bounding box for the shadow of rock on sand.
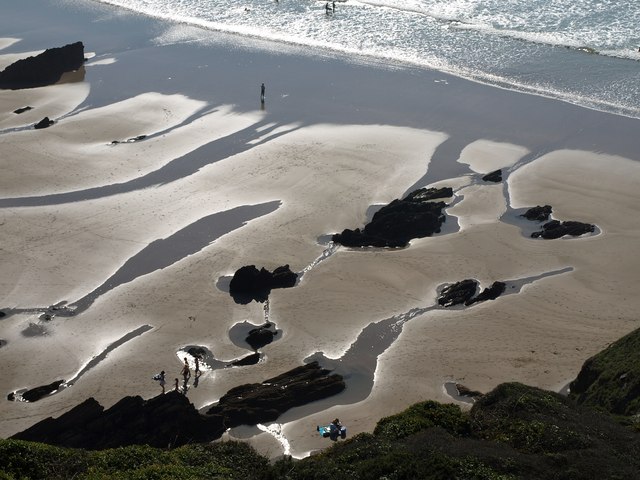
[1,201,281,321]
[0,120,300,207]
[8,325,153,402]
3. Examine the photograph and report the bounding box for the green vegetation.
[0,441,268,480]
[569,327,640,416]
[3,382,640,479]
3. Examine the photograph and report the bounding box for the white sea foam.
[84,0,640,118]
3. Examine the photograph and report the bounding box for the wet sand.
[1,0,640,459]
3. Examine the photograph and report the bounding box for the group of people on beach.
[325,1,336,14]
[154,356,202,395]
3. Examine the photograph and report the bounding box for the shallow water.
[84,0,640,118]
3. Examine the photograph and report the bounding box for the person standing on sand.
[181,357,191,382]
[260,83,265,103]
[174,378,179,392]
[159,371,166,394]
[195,356,200,376]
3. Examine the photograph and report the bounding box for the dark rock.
[187,347,207,358]
[0,42,85,89]
[229,352,261,367]
[12,392,225,450]
[438,279,477,307]
[34,117,54,129]
[271,265,298,288]
[403,187,454,202]
[21,380,65,402]
[229,264,298,303]
[12,363,344,450]
[333,187,452,248]
[246,322,276,351]
[482,169,502,182]
[206,361,345,426]
[0,311,5,318]
[465,281,506,306]
[521,205,552,222]
[13,106,32,114]
[531,220,595,239]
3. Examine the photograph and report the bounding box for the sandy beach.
[1,0,640,459]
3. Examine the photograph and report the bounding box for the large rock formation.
[333,187,452,248]
[0,42,85,89]
[229,264,298,303]
[206,361,345,426]
[245,322,277,351]
[12,392,225,449]
[531,220,595,239]
[438,279,506,307]
[521,205,552,222]
[11,362,344,450]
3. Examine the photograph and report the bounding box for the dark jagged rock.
[531,220,595,239]
[20,380,65,403]
[333,187,452,248]
[13,106,32,114]
[482,169,502,182]
[0,42,85,89]
[229,352,261,367]
[186,346,206,358]
[229,264,298,303]
[12,392,225,450]
[271,265,298,288]
[521,205,552,222]
[34,117,54,129]
[246,322,276,351]
[438,279,477,307]
[110,135,147,145]
[12,363,344,450]
[206,361,345,426]
[465,281,506,306]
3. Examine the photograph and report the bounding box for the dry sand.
[1,1,640,460]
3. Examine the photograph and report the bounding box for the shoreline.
[1,0,640,459]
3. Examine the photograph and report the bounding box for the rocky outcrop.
[465,281,506,305]
[438,279,477,307]
[0,42,85,89]
[531,220,595,239]
[206,361,345,426]
[482,169,502,183]
[333,187,452,248]
[521,205,552,222]
[229,264,298,303]
[12,392,225,449]
[34,117,54,129]
[18,380,65,402]
[438,279,506,307]
[245,322,277,351]
[229,352,261,367]
[12,362,344,450]
[13,106,32,114]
